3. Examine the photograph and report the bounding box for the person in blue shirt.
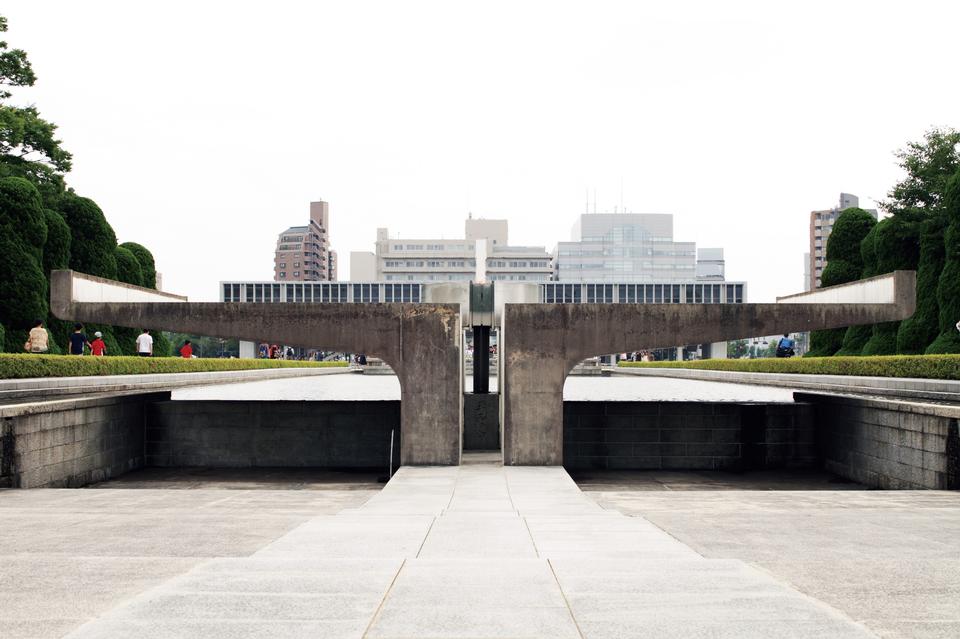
[68,323,91,356]
[775,334,795,358]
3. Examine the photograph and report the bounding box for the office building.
[808,193,877,289]
[349,217,552,282]
[554,213,725,282]
[273,200,337,282]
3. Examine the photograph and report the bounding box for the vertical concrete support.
[50,270,463,466]
[502,271,916,466]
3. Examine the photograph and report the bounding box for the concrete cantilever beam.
[50,270,463,466]
[501,270,917,466]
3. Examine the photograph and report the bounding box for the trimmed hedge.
[0,354,348,379]
[619,355,960,380]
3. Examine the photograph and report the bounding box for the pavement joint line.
[547,557,586,639]
[415,516,438,559]
[361,557,406,639]
[522,516,541,558]
[628,512,707,558]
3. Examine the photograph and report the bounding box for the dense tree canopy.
[115,245,143,287]
[60,193,118,279]
[0,177,47,347]
[807,208,877,357]
[926,169,960,353]
[119,242,156,288]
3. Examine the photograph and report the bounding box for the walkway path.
[66,453,875,638]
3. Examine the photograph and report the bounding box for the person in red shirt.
[180,340,193,358]
[90,331,107,357]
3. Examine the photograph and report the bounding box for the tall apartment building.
[808,193,877,289]
[554,213,725,282]
[273,200,338,282]
[350,217,552,282]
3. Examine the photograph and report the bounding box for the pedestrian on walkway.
[136,329,154,357]
[90,331,107,356]
[180,340,193,358]
[68,323,91,356]
[24,320,49,354]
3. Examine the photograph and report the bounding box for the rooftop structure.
[273,201,337,282]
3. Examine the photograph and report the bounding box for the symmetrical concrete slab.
[54,455,875,639]
[50,270,463,466]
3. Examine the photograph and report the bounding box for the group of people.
[22,320,194,358]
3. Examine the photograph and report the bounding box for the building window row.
[540,283,744,304]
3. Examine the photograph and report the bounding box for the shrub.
[808,208,877,357]
[0,180,48,341]
[0,354,348,379]
[861,215,921,355]
[898,214,946,353]
[119,242,156,288]
[60,193,117,279]
[115,245,143,286]
[618,354,960,380]
[42,208,70,276]
[927,169,960,353]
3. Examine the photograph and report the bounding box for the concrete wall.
[146,400,401,470]
[502,270,917,465]
[563,401,816,471]
[1,393,168,488]
[798,393,959,489]
[463,394,499,450]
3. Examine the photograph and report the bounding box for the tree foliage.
[115,245,143,287]
[861,216,920,355]
[885,128,960,216]
[41,208,70,276]
[0,177,47,343]
[119,242,156,288]
[926,169,960,353]
[60,193,117,279]
[807,208,877,357]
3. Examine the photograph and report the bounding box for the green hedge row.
[0,354,348,379]
[618,355,960,380]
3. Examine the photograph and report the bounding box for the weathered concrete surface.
[797,392,960,489]
[0,392,169,488]
[50,270,462,466]
[0,485,377,639]
[146,400,401,470]
[462,393,499,450]
[588,484,960,639]
[502,270,916,465]
[32,454,874,639]
[563,401,816,471]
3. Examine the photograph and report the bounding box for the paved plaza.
[7,455,956,638]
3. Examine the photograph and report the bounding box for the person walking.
[180,340,193,358]
[24,320,49,354]
[775,334,796,358]
[90,331,107,356]
[136,329,154,357]
[68,324,91,356]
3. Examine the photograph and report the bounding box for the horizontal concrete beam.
[50,270,463,466]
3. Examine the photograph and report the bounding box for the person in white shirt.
[136,329,154,357]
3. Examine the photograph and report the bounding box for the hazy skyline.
[5,1,959,301]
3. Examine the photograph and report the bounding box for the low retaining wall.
[1,393,168,488]
[563,401,816,471]
[797,393,959,489]
[145,400,401,470]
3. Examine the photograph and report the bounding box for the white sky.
[5,1,959,301]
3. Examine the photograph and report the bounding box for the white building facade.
[350,218,552,283]
[554,213,725,282]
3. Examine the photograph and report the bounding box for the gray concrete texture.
[563,400,817,471]
[50,270,463,466]
[3,455,916,639]
[501,270,917,465]
[146,400,401,469]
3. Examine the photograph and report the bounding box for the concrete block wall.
[146,400,401,470]
[563,401,816,471]
[797,393,960,490]
[1,393,167,488]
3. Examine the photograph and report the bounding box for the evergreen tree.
[836,224,878,355]
[0,177,47,350]
[119,242,156,288]
[861,215,920,355]
[926,169,960,353]
[806,208,877,357]
[60,193,118,279]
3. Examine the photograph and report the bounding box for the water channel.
[172,372,797,402]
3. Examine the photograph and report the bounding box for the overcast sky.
[5,1,959,301]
